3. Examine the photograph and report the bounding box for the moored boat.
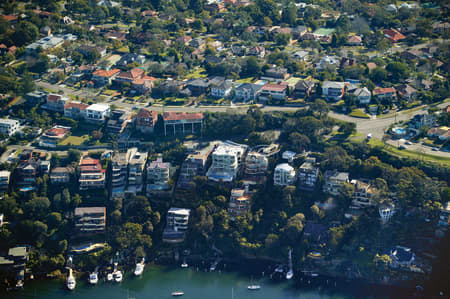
[114,270,123,282]
[134,258,145,276]
[89,272,98,285]
[67,269,76,290]
[171,290,184,296]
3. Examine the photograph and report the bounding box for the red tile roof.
[373,87,396,95]
[136,108,158,120]
[64,101,89,110]
[383,28,406,43]
[47,94,61,102]
[1,15,18,22]
[93,69,120,78]
[163,112,203,121]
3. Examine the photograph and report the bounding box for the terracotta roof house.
[162,112,203,136]
[258,83,288,101]
[92,69,120,86]
[39,125,70,148]
[141,10,157,17]
[248,46,266,58]
[373,87,396,100]
[366,62,377,71]
[135,109,158,134]
[383,28,406,43]
[347,35,362,45]
[64,101,89,119]
[79,156,105,190]
[114,67,145,84]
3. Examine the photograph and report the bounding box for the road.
[33,80,449,158]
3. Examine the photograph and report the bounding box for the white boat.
[134,259,145,276]
[89,272,98,285]
[210,260,218,272]
[67,269,76,290]
[181,262,188,268]
[114,270,123,282]
[286,270,293,280]
[274,264,284,273]
[171,291,184,296]
[107,273,113,281]
[311,273,319,277]
[248,285,261,290]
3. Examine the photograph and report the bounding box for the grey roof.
[295,80,314,90]
[187,78,209,88]
[323,81,345,89]
[235,83,263,93]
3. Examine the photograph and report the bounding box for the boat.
[107,273,113,281]
[248,285,261,290]
[311,273,319,277]
[114,270,123,282]
[286,269,293,280]
[274,264,284,273]
[15,280,24,289]
[171,291,184,296]
[286,248,294,280]
[89,272,98,285]
[210,260,219,272]
[67,269,76,290]
[181,257,188,268]
[134,258,145,276]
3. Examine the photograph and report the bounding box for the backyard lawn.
[58,135,88,146]
[349,109,370,119]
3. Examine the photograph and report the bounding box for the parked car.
[432,147,439,151]
[405,141,412,145]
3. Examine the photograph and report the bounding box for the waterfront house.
[74,207,106,235]
[177,147,212,189]
[228,186,252,219]
[0,170,11,192]
[127,148,148,195]
[110,150,132,199]
[163,208,191,243]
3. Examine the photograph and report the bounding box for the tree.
[274,33,291,46]
[281,213,305,244]
[310,99,329,117]
[370,67,388,83]
[282,5,297,26]
[91,130,103,140]
[24,197,51,220]
[386,62,408,81]
[9,21,39,46]
[241,56,261,77]
[373,253,391,270]
[339,122,356,135]
[289,132,310,153]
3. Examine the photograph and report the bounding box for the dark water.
[1,265,404,299]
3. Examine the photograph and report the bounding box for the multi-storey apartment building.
[74,207,106,235]
[274,163,296,186]
[85,104,110,123]
[0,170,11,192]
[147,156,170,191]
[79,156,106,190]
[177,149,212,189]
[298,157,319,191]
[127,148,147,194]
[323,170,349,196]
[163,208,191,243]
[244,152,268,176]
[352,180,378,207]
[206,142,247,182]
[110,150,132,199]
[0,119,20,136]
[228,187,251,219]
[50,167,73,184]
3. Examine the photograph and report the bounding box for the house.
[50,167,73,184]
[114,68,145,84]
[0,170,11,191]
[79,156,106,190]
[352,87,371,104]
[107,109,131,134]
[228,186,252,219]
[116,53,145,67]
[298,157,319,191]
[231,44,246,56]
[347,35,362,46]
[409,114,436,131]
[274,163,296,186]
[74,207,106,235]
[25,91,47,105]
[387,246,415,268]
[105,30,127,41]
[78,45,107,58]
[39,26,51,37]
[207,142,248,182]
[292,50,309,61]
[157,79,185,96]
[400,49,423,62]
[234,83,262,102]
[303,222,328,244]
[244,152,268,176]
[294,80,315,98]
[189,38,205,49]
[0,118,20,137]
[322,81,345,101]
[340,57,356,69]
[177,147,212,189]
[176,35,192,45]
[383,28,406,43]
[43,94,69,112]
[323,170,349,196]
[262,67,290,80]
[186,78,209,96]
[135,109,158,134]
[127,148,148,194]
[39,125,70,148]
[0,246,29,269]
[163,208,191,243]
[373,87,396,100]
[396,84,417,101]
[110,149,132,199]
[25,34,76,53]
[85,104,110,123]
[292,26,308,39]
[162,112,203,136]
[147,156,171,191]
[131,76,155,94]
[210,79,233,98]
[64,101,89,119]
[366,62,377,71]
[379,201,395,224]
[427,126,450,141]
[316,56,339,71]
[438,202,450,229]
[92,69,120,86]
[248,46,265,58]
[16,159,39,186]
[258,83,288,102]
[352,180,378,207]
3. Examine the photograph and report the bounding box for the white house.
[322,81,345,101]
[0,119,20,136]
[206,142,247,182]
[85,104,110,122]
[274,163,296,186]
[210,79,233,98]
[353,87,371,104]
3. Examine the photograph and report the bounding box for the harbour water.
[0,264,407,299]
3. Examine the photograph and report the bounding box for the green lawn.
[185,67,207,79]
[349,109,370,119]
[236,77,255,83]
[58,135,88,146]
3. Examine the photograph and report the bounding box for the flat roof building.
[163,208,191,243]
[0,119,20,137]
[206,142,247,182]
